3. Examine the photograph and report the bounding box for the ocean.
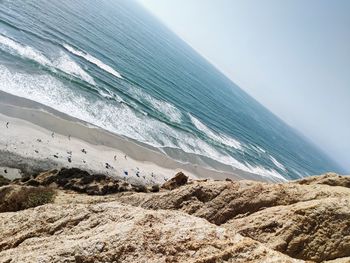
[0,0,343,181]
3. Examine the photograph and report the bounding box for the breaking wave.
[189,114,242,150]
[0,34,95,85]
[0,64,285,181]
[63,44,123,79]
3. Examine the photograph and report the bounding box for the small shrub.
[151,185,160,193]
[0,186,56,212]
[24,188,56,209]
[134,184,148,193]
[0,175,10,187]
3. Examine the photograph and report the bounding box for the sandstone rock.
[224,198,350,262]
[119,176,350,225]
[0,201,301,263]
[116,174,350,262]
[161,171,188,190]
[295,173,350,188]
[1,172,349,262]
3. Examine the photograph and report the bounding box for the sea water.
[0,0,343,180]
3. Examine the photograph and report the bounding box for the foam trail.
[129,86,182,123]
[63,44,123,79]
[269,155,287,172]
[0,34,51,66]
[189,114,242,150]
[53,52,96,85]
[0,34,95,85]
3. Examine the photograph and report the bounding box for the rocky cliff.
[0,170,349,263]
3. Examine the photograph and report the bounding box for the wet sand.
[0,91,279,184]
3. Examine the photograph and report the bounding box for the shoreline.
[0,90,279,183]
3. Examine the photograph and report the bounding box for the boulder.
[161,171,188,190]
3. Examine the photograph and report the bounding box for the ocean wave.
[0,64,284,181]
[0,34,95,85]
[53,51,96,85]
[128,86,183,123]
[189,114,242,150]
[269,155,287,172]
[63,44,123,79]
[0,34,51,66]
[244,164,287,181]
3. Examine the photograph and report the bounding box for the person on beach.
[6,122,9,128]
[51,132,55,138]
[114,155,117,161]
[124,155,127,160]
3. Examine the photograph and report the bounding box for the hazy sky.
[138,0,350,172]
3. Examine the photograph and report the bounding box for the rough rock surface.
[118,177,350,225]
[295,172,350,188]
[225,198,350,262]
[0,201,301,263]
[1,172,349,262]
[117,174,350,262]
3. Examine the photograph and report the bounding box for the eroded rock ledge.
[0,170,349,263]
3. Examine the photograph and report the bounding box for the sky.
[138,0,350,172]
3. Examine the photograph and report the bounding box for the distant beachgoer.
[68,157,72,163]
[124,155,127,160]
[124,170,128,176]
[81,149,87,154]
[114,155,117,161]
[4,169,7,174]
[6,122,9,128]
[51,132,55,138]
[136,171,140,177]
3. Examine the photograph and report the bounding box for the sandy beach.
[0,91,278,184]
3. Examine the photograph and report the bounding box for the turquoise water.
[0,0,343,180]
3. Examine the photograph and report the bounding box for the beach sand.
[0,91,277,184]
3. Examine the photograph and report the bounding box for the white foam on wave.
[256,145,266,153]
[0,34,51,66]
[0,64,177,148]
[189,114,242,150]
[269,155,287,172]
[129,86,183,123]
[53,51,96,85]
[63,44,123,79]
[244,164,287,181]
[0,35,95,85]
[0,64,285,181]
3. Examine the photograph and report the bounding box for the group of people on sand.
[4,121,165,184]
